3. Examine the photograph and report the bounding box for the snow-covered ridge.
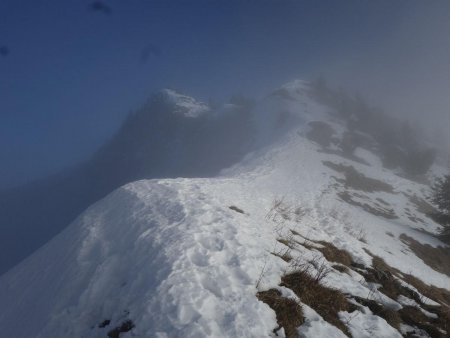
[0,178,280,338]
[161,89,210,118]
[0,80,449,338]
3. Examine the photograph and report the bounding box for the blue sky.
[1,0,449,188]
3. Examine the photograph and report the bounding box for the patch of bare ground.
[339,130,376,156]
[400,233,450,277]
[395,172,430,185]
[362,255,419,303]
[268,234,356,335]
[405,213,425,224]
[405,195,450,244]
[107,320,134,338]
[363,251,450,336]
[306,121,337,148]
[352,296,402,330]
[440,227,450,245]
[257,289,304,338]
[401,273,450,333]
[322,161,394,193]
[338,191,397,219]
[280,268,355,337]
[309,126,372,165]
[399,306,446,338]
[407,194,439,216]
[290,232,354,266]
[403,272,450,307]
[318,148,370,166]
[273,231,450,336]
[368,254,440,302]
[332,264,350,274]
[314,241,354,267]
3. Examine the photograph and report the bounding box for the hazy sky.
[1,0,449,188]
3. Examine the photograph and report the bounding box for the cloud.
[321,1,450,150]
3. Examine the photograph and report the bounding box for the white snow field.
[0,81,449,337]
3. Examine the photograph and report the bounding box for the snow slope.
[0,80,448,337]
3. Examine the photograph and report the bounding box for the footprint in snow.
[197,235,224,252]
[188,248,209,267]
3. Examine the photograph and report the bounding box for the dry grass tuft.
[353,296,402,330]
[362,251,450,336]
[437,306,450,333]
[332,264,350,274]
[314,241,354,266]
[364,253,425,304]
[369,254,393,272]
[368,251,450,307]
[273,232,450,336]
[399,306,445,338]
[281,269,352,337]
[257,289,304,338]
[402,273,450,308]
[363,270,410,302]
[291,232,354,267]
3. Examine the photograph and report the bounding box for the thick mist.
[5,1,450,189]
[320,1,450,152]
[0,88,289,275]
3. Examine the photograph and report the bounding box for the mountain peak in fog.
[160,89,210,118]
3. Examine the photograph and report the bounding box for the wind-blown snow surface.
[0,81,448,337]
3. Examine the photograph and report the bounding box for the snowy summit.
[161,89,210,118]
